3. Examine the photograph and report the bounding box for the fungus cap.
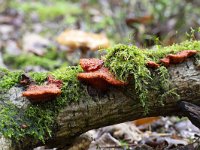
[22,84,61,103]
[126,15,153,27]
[160,50,197,66]
[56,29,110,51]
[47,75,63,88]
[80,58,104,72]
[78,66,127,90]
[146,61,160,69]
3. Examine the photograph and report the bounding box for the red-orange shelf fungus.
[160,50,197,67]
[47,75,63,88]
[160,57,170,67]
[146,61,160,69]
[22,84,61,103]
[78,58,127,90]
[80,58,104,72]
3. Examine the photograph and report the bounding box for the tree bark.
[0,59,200,149]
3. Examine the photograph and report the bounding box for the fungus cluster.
[147,50,197,68]
[77,58,127,90]
[160,50,197,67]
[22,75,62,103]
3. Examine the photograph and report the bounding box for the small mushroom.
[56,30,110,55]
[22,84,61,103]
[126,15,153,27]
[78,58,127,90]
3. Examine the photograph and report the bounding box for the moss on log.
[0,40,199,149]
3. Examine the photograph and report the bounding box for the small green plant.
[119,140,130,150]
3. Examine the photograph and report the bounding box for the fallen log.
[0,41,200,149]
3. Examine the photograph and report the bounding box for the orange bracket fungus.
[47,75,63,88]
[78,58,127,91]
[79,58,104,72]
[22,75,62,103]
[22,84,61,103]
[160,50,197,67]
[146,61,160,69]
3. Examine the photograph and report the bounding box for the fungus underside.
[0,40,199,144]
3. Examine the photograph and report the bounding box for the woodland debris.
[23,33,50,56]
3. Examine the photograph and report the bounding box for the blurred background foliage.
[0,1,200,149]
[1,0,200,45]
[0,0,199,70]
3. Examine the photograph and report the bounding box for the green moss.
[104,40,200,112]
[0,102,54,143]
[0,66,83,144]
[0,40,200,144]
[29,72,48,85]
[146,40,200,62]
[0,69,23,91]
[3,54,61,70]
[51,66,83,107]
[105,44,151,111]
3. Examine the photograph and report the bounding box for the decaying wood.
[178,101,200,129]
[0,59,200,149]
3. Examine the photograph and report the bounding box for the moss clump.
[0,68,23,91]
[0,102,54,143]
[105,44,151,110]
[104,40,200,112]
[0,40,200,143]
[29,72,48,85]
[0,66,83,144]
[51,66,83,107]
[3,54,61,70]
